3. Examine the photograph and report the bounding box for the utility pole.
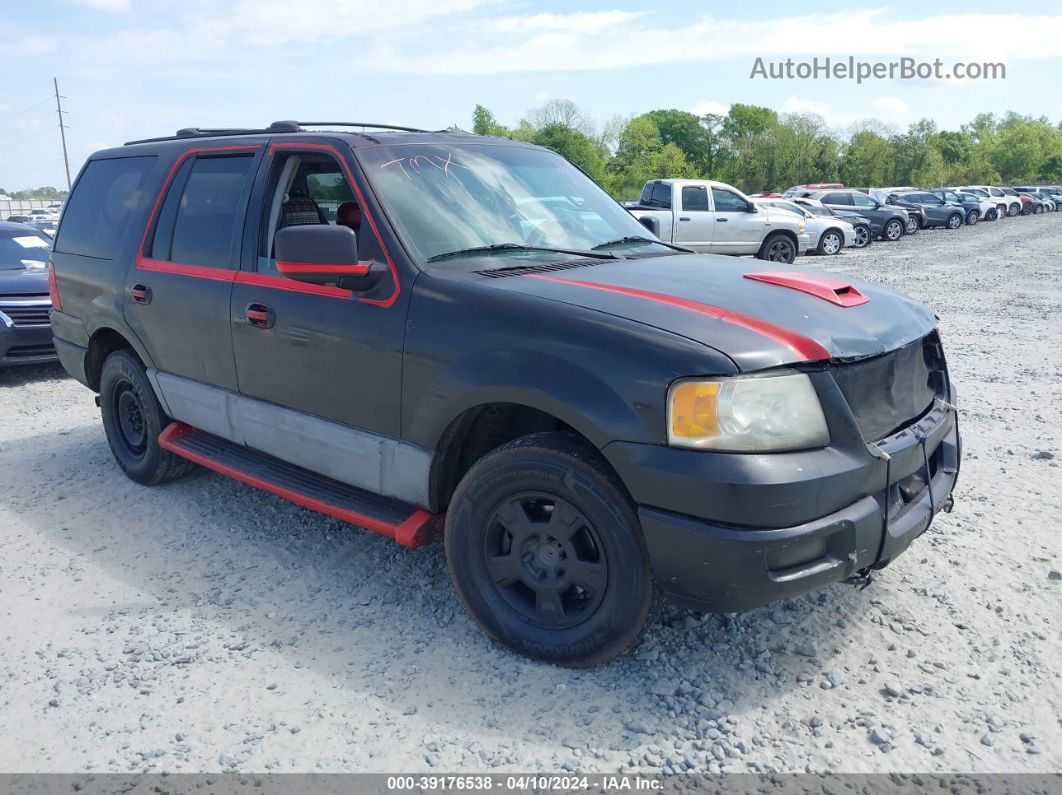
[53,77,71,191]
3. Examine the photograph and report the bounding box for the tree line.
[470,100,1062,200]
[0,186,67,201]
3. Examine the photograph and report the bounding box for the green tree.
[839,126,894,187]
[532,123,606,181]
[637,109,712,173]
[472,104,509,137]
[606,117,693,199]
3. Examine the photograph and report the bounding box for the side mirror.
[745,202,758,213]
[274,225,372,287]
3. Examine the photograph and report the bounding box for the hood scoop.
[744,271,869,307]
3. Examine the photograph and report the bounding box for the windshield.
[0,229,51,270]
[358,143,674,263]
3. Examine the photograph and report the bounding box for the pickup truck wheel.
[99,350,196,485]
[445,432,661,666]
[946,212,964,229]
[816,229,843,255]
[757,233,796,263]
[883,219,904,241]
[851,224,871,248]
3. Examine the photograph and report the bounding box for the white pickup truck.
[626,179,811,263]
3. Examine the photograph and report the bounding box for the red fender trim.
[159,422,438,547]
[527,274,833,362]
[744,271,869,307]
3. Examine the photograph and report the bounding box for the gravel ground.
[1,213,1060,775]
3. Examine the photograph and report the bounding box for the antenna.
[53,78,71,191]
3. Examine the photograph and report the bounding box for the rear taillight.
[48,259,62,312]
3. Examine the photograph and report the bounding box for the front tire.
[99,349,196,485]
[882,219,904,241]
[1008,202,1020,217]
[966,210,980,225]
[445,433,660,666]
[986,208,998,221]
[757,233,797,263]
[946,213,963,229]
[817,229,843,255]
[1034,204,1044,214]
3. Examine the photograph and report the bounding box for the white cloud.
[374,10,1062,75]
[689,100,729,117]
[874,95,909,113]
[481,11,645,34]
[782,96,829,116]
[68,0,130,10]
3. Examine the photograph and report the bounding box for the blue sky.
[2,0,1062,190]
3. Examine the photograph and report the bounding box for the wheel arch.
[85,327,147,391]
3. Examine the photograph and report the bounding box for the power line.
[0,96,53,123]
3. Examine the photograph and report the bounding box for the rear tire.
[445,432,661,666]
[99,350,196,485]
[985,208,998,221]
[1033,204,1044,214]
[965,210,979,225]
[757,233,797,263]
[851,224,871,248]
[905,216,919,235]
[1008,202,1020,217]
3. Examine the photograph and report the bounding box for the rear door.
[672,184,713,252]
[914,192,948,223]
[848,192,883,234]
[709,186,761,254]
[124,146,261,391]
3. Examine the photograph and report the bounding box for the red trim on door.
[234,271,352,298]
[528,275,833,362]
[159,422,437,547]
[268,141,401,308]
[136,145,260,277]
[743,271,869,307]
[276,261,371,276]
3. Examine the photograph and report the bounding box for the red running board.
[744,271,869,307]
[159,422,438,547]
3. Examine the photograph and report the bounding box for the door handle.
[678,217,691,222]
[717,218,729,222]
[130,284,152,304]
[245,302,275,329]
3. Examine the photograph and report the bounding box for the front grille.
[5,343,55,359]
[0,304,51,326]
[829,333,945,442]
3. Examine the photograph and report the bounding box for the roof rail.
[125,120,430,146]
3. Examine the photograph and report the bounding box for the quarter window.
[53,156,156,260]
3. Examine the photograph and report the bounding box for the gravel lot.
[1,213,1060,775]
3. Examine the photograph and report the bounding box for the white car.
[940,189,998,221]
[752,197,855,255]
[960,186,1020,217]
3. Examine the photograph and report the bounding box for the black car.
[797,189,911,241]
[888,191,967,230]
[0,222,56,365]
[50,121,960,665]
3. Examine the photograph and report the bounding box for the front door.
[709,186,761,254]
[230,140,408,440]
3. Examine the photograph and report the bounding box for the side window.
[851,193,877,208]
[821,192,850,206]
[649,182,672,209]
[711,187,749,213]
[53,156,156,259]
[153,155,254,269]
[257,151,357,274]
[680,186,709,211]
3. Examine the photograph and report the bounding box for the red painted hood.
[483,254,938,371]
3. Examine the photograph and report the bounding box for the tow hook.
[843,570,874,590]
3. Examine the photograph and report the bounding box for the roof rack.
[125,120,430,146]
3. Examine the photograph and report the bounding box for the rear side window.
[54,156,156,259]
[851,193,877,208]
[153,155,254,269]
[821,192,850,205]
[681,186,709,211]
[649,182,672,209]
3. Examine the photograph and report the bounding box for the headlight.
[667,372,829,452]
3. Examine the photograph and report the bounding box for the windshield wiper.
[427,243,618,263]
[591,235,693,253]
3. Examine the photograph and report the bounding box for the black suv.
[796,189,911,242]
[51,121,960,665]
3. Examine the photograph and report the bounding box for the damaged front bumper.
[605,395,960,613]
